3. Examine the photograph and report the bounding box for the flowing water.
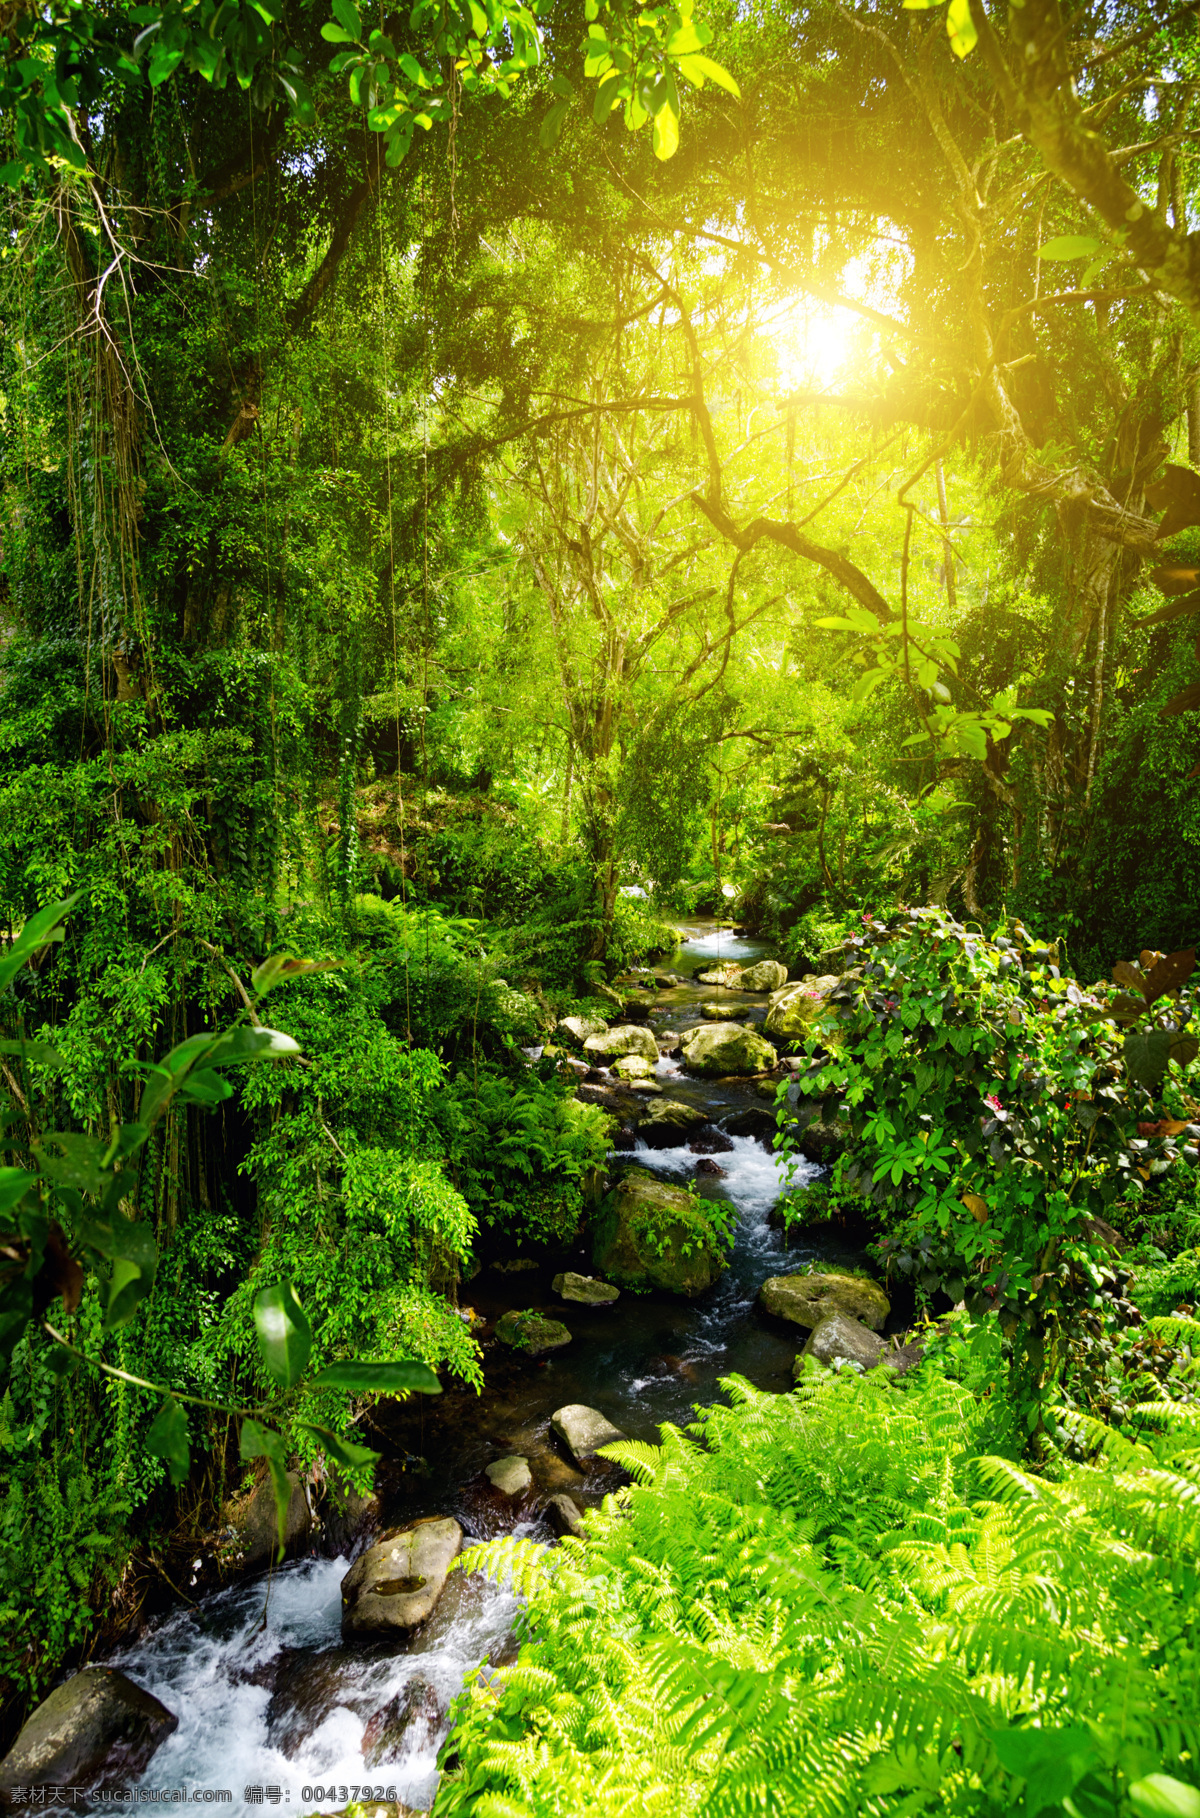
[98,923,863,1814]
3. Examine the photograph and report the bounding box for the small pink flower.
[984,1093,1004,1114]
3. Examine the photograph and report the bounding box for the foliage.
[438,1364,1200,1817]
[777,908,1200,1430]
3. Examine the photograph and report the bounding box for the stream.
[97,923,865,1814]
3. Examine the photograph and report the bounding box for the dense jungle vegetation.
[2,0,1200,1809]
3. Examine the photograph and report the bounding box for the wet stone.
[543,1492,587,1539]
[494,1309,572,1353]
[552,1271,619,1304]
[361,1676,445,1771]
[340,1517,463,1636]
[551,1403,627,1467]
[485,1455,533,1496]
[0,1668,178,1798]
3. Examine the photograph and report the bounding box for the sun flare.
[767,295,858,394]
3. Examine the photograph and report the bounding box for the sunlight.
[766,295,859,393]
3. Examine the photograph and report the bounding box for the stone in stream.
[592,1168,727,1295]
[636,1099,709,1147]
[700,998,749,1019]
[764,975,841,1041]
[760,1270,890,1332]
[735,959,789,992]
[0,1668,178,1797]
[689,1128,734,1155]
[543,1492,587,1538]
[224,1466,312,1569]
[361,1676,445,1771]
[621,991,656,1020]
[630,1078,662,1094]
[720,1108,777,1144]
[612,1052,655,1080]
[485,1455,533,1495]
[680,1022,776,1077]
[552,1270,619,1304]
[340,1517,463,1636]
[555,1015,608,1048]
[494,1309,572,1352]
[584,1023,659,1063]
[551,1403,627,1466]
[694,1157,725,1177]
[799,1312,886,1374]
[695,963,742,988]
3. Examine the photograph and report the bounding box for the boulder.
[700,998,748,1020]
[551,1403,626,1466]
[552,1271,619,1304]
[362,1675,445,1771]
[485,1456,533,1496]
[636,1099,710,1147]
[584,1024,659,1064]
[734,960,789,992]
[225,1467,312,1569]
[800,1312,886,1373]
[764,976,841,1042]
[556,1015,608,1048]
[695,963,742,987]
[593,1168,727,1295]
[543,1492,587,1538]
[721,1108,776,1143]
[794,1108,851,1163]
[612,1053,656,1080]
[760,1271,890,1332]
[495,1309,572,1353]
[630,1078,662,1094]
[621,992,656,1021]
[0,1669,177,1797]
[681,1023,776,1077]
[341,1517,463,1635]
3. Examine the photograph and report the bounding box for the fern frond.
[599,1439,664,1484]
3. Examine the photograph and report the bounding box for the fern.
[433,1368,1200,1818]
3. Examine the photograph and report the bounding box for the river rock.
[485,1455,533,1496]
[551,1403,627,1465]
[0,1668,178,1797]
[495,1309,572,1352]
[552,1271,619,1304]
[225,1467,312,1568]
[734,960,789,992]
[584,1023,659,1063]
[593,1168,727,1295]
[543,1492,587,1538]
[341,1517,463,1635]
[721,1107,776,1143]
[612,1052,655,1080]
[793,1103,852,1163]
[700,998,748,1019]
[764,976,841,1041]
[636,1099,709,1147]
[760,1271,889,1331]
[695,963,742,987]
[621,991,656,1020]
[800,1312,886,1373]
[680,1022,776,1076]
[630,1078,662,1094]
[362,1676,445,1771]
[556,1015,608,1048]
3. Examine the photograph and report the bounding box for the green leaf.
[1124,1030,1172,1091]
[239,1419,292,1562]
[312,1359,442,1395]
[1038,235,1103,261]
[540,97,570,147]
[675,52,739,95]
[295,1421,381,1471]
[206,1026,302,1066]
[0,1168,38,1219]
[0,1039,66,1068]
[146,1398,191,1486]
[100,1219,159,1330]
[991,1726,1098,1817]
[253,1280,312,1389]
[321,22,357,41]
[0,891,82,994]
[331,0,362,36]
[1128,1778,1200,1818]
[593,70,625,122]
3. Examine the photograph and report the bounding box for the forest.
[1,0,1200,1810]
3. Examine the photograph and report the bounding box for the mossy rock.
[763,977,841,1041]
[593,1168,727,1297]
[680,1022,776,1076]
[613,1052,656,1079]
[760,1270,889,1331]
[494,1309,572,1352]
[734,960,789,992]
[584,1023,659,1063]
[700,998,748,1020]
